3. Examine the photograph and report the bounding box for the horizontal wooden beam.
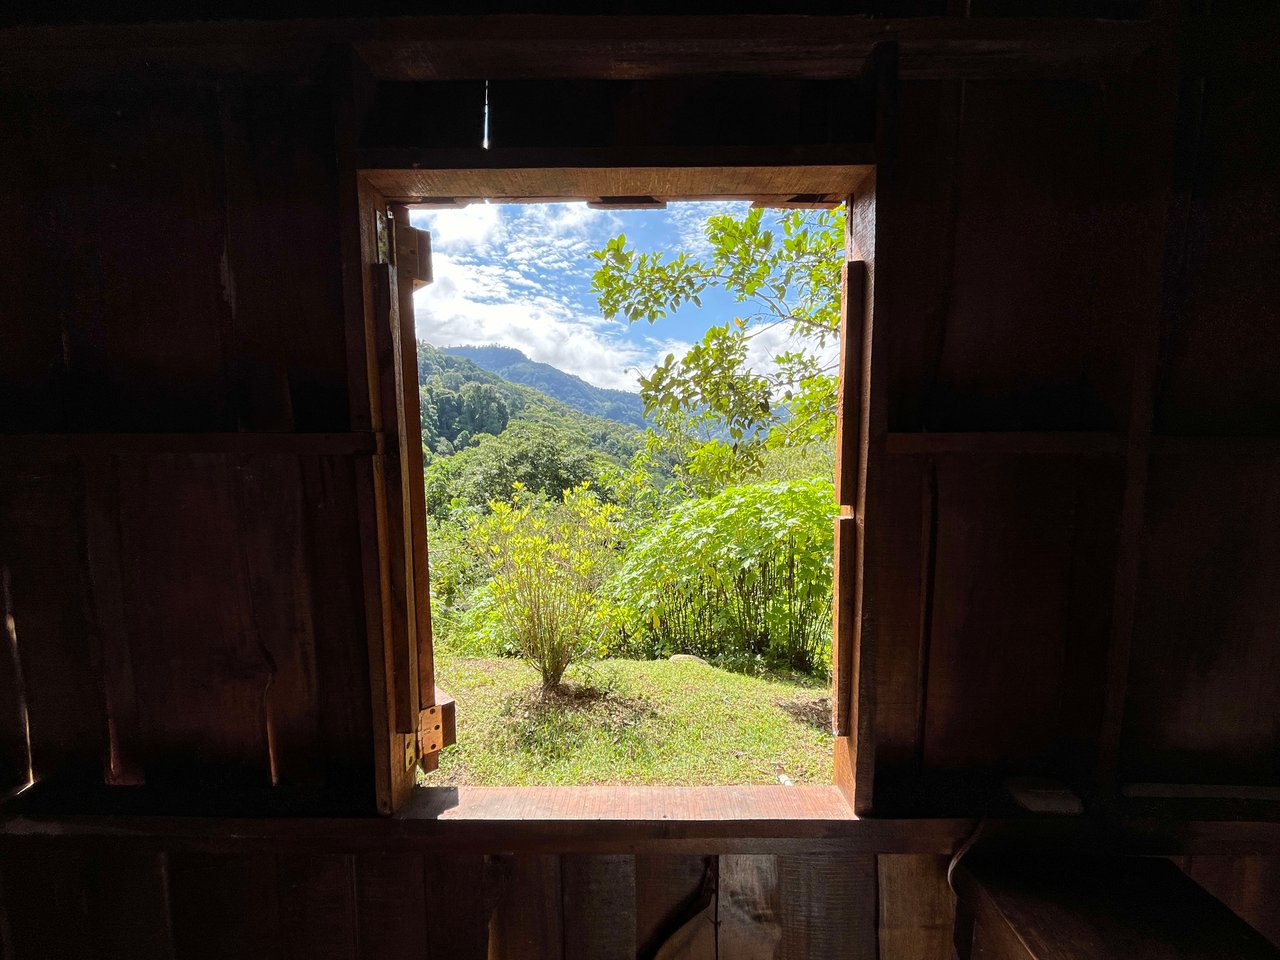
[4,786,1280,856]
[0,16,1165,82]
[885,433,1280,458]
[354,16,1165,82]
[886,432,1125,457]
[0,432,379,458]
[359,153,872,203]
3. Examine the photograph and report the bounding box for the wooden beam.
[5,788,1280,856]
[0,16,1165,83]
[360,156,872,206]
[0,433,378,458]
[886,432,1125,457]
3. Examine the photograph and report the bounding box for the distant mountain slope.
[417,341,644,464]
[440,344,646,428]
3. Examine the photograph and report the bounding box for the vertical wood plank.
[83,456,144,785]
[388,207,436,716]
[1,463,103,785]
[878,855,955,960]
[371,263,420,734]
[116,455,272,787]
[169,853,283,960]
[832,262,866,740]
[424,855,491,960]
[1092,51,1182,796]
[278,854,357,960]
[718,854,781,960]
[779,854,877,960]
[354,853,428,960]
[561,855,636,960]
[298,456,374,790]
[0,845,92,960]
[487,855,563,960]
[82,849,175,960]
[635,856,716,960]
[231,454,322,786]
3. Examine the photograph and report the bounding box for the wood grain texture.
[1178,855,1280,949]
[115,455,272,787]
[354,853,428,960]
[169,853,284,960]
[424,855,491,960]
[777,853,876,960]
[0,462,103,783]
[1123,458,1280,786]
[955,854,1280,960]
[277,854,357,960]
[488,855,564,960]
[878,855,954,960]
[82,850,176,960]
[919,457,1079,771]
[635,856,716,960]
[388,206,436,721]
[561,854,636,960]
[718,855,782,960]
[0,845,93,960]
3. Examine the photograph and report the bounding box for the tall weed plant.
[472,484,620,690]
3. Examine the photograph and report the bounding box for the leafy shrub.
[610,479,835,675]
[472,484,621,690]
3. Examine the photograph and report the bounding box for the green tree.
[457,381,510,437]
[592,206,844,492]
[424,420,604,516]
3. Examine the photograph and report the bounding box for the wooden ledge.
[406,785,855,822]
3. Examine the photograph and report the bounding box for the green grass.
[422,654,834,786]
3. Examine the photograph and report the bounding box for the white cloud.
[414,250,684,391]
[412,203,504,252]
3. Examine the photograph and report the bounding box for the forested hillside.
[417,341,652,514]
[441,344,647,428]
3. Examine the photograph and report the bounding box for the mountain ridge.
[439,344,646,429]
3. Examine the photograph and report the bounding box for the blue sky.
[409,201,761,392]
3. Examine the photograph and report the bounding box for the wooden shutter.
[363,196,454,813]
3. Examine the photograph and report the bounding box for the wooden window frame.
[349,158,878,816]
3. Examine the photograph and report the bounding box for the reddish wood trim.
[371,265,419,737]
[388,206,436,721]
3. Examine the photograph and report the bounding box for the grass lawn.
[422,654,834,786]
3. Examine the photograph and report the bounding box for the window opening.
[409,198,845,787]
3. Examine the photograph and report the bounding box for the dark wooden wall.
[866,42,1280,811]
[0,70,374,799]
